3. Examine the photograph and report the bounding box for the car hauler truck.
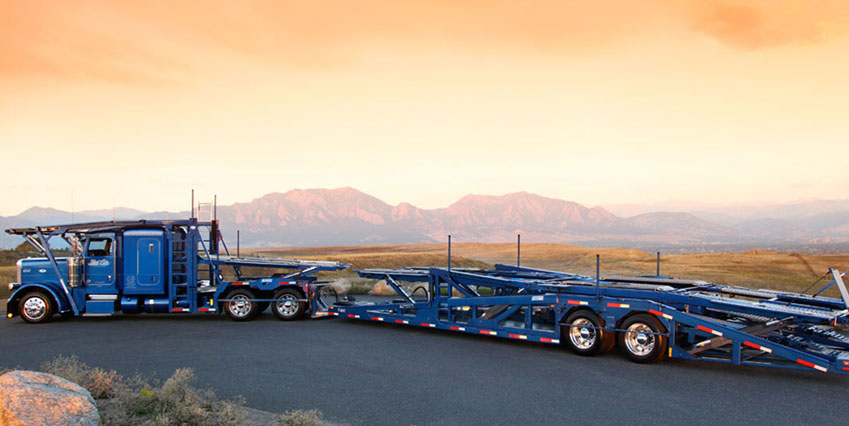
[313,262,849,374]
[5,218,347,323]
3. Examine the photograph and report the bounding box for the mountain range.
[2,188,849,253]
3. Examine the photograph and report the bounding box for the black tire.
[224,289,259,321]
[618,314,668,363]
[271,288,306,321]
[562,310,612,356]
[18,291,54,324]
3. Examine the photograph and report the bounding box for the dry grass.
[246,250,490,281]
[279,409,324,426]
[3,243,847,302]
[40,356,246,426]
[258,243,849,296]
[1,266,14,302]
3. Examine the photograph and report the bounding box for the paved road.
[1,313,848,426]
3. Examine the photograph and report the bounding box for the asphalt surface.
[2,312,848,426]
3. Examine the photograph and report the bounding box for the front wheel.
[618,314,668,363]
[272,288,306,321]
[19,291,54,324]
[224,290,259,321]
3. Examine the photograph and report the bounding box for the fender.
[6,283,70,317]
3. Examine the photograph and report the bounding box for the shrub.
[279,409,324,426]
[41,355,123,399]
[40,356,246,426]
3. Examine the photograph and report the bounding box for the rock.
[0,370,99,426]
[372,280,396,296]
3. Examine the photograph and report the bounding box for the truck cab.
[5,219,347,323]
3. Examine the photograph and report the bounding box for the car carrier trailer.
[313,263,849,374]
[5,218,347,323]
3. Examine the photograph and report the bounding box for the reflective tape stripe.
[540,337,558,343]
[370,317,383,321]
[422,323,436,328]
[696,325,723,337]
[449,326,466,331]
[649,309,673,320]
[348,314,360,319]
[171,308,189,312]
[797,359,828,372]
[395,319,409,324]
[743,341,773,353]
[567,300,588,305]
[508,334,528,340]
[198,308,215,312]
[479,330,497,336]
[606,303,630,308]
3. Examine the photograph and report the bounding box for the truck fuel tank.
[121,297,171,314]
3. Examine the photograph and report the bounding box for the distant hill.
[2,188,849,252]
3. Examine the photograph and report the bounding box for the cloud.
[681,0,849,49]
[1,0,848,87]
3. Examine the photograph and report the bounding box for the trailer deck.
[313,264,849,373]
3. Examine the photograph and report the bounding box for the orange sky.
[1,0,848,215]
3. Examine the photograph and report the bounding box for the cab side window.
[87,238,113,257]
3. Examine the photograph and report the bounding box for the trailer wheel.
[224,289,259,321]
[562,310,611,356]
[18,291,54,324]
[618,314,668,363]
[272,288,305,321]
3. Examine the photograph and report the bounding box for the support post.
[191,189,195,219]
[448,235,452,272]
[36,228,79,315]
[237,230,240,257]
[657,252,661,276]
[517,234,521,267]
[830,268,849,309]
[595,254,601,299]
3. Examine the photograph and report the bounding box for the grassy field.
[257,243,849,296]
[3,243,848,301]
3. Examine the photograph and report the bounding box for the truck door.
[122,230,166,295]
[84,236,116,292]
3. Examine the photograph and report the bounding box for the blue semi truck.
[6,217,849,374]
[5,218,347,323]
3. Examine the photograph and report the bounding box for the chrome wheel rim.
[228,294,252,318]
[275,294,299,317]
[624,323,655,356]
[568,318,597,350]
[23,296,47,321]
